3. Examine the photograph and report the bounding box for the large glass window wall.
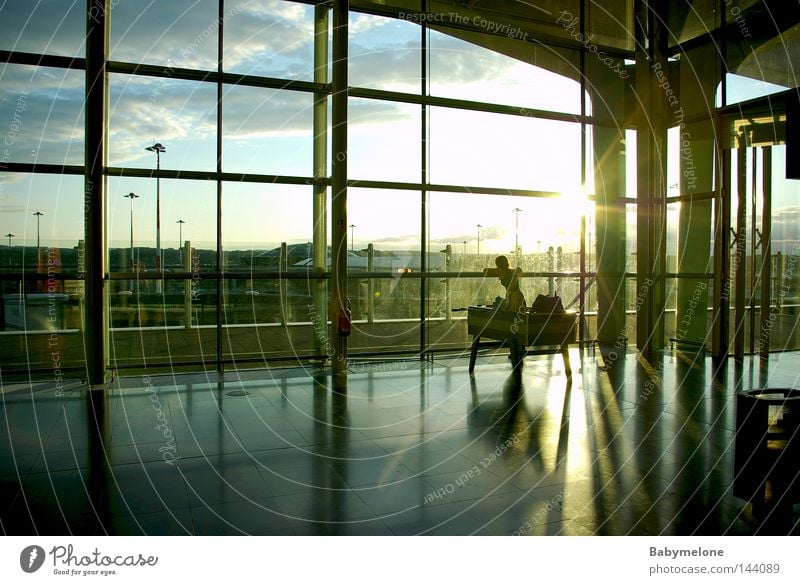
[2,1,794,375]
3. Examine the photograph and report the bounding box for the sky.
[0,0,798,257]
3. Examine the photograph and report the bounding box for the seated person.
[484,255,526,312]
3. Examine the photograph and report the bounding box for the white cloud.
[0,0,85,58]
[0,64,85,165]
[223,0,315,77]
[350,13,389,35]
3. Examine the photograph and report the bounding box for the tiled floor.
[1,349,799,535]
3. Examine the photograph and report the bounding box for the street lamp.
[476,224,482,255]
[512,207,522,265]
[33,211,43,256]
[5,233,13,267]
[176,219,185,262]
[145,142,166,287]
[349,224,355,252]
[124,193,139,271]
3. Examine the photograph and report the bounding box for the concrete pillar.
[674,41,720,352]
[586,32,628,345]
[634,0,669,354]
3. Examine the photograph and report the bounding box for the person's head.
[495,255,510,270]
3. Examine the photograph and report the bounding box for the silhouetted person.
[485,255,526,312]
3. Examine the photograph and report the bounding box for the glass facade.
[1,1,798,376]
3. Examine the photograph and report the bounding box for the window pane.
[429,192,585,275]
[0,64,84,165]
[428,30,581,115]
[0,173,84,266]
[0,0,85,58]
[350,13,420,92]
[625,129,637,198]
[225,0,316,80]
[349,99,420,183]
[109,279,218,368]
[347,188,420,263]
[666,202,681,274]
[348,277,421,354]
[110,0,218,69]
[222,85,313,176]
[222,183,316,272]
[221,277,322,361]
[429,108,581,191]
[108,74,217,172]
[625,203,637,273]
[1,280,84,368]
[771,146,800,251]
[723,73,789,107]
[107,177,218,272]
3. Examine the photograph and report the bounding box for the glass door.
[728,133,800,358]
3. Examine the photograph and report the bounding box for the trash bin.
[734,388,800,502]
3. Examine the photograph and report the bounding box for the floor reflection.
[1,351,798,535]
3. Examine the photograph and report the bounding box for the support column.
[758,147,772,359]
[733,130,748,360]
[367,243,374,324]
[84,0,108,388]
[312,5,329,359]
[635,0,668,355]
[215,0,225,374]
[280,242,289,325]
[675,42,719,352]
[443,245,452,321]
[183,240,192,328]
[593,126,627,344]
[713,147,732,358]
[586,18,628,346]
[330,0,349,376]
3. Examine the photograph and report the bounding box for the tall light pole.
[124,193,139,271]
[145,142,166,288]
[177,219,185,262]
[33,211,43,256]
[476,224,482,255]
[5,233,13,267]
[512,207,522,266]
[349,224,355,252]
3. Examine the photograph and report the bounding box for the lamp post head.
[124,192,139,200]
[33,211,43,217]
[145,142,166,154]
